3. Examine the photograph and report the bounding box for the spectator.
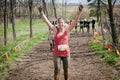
[79,20,84,33]
[91,19,96,34]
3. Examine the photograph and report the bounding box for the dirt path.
[1,32,118,80]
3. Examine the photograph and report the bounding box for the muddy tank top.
[54,28,70,57]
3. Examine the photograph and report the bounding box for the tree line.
[1,0,120,48]
[0,0,57,46]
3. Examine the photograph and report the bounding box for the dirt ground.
[1,32,119,80]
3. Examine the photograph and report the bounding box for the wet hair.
[57,18,63,22]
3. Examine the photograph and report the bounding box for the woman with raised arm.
[38,4,83,80]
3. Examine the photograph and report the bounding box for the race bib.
[58,44,67,51]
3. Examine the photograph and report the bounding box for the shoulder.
[63,27,69,33]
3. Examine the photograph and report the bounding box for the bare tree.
[4,0,7,45]
[28,0,33,38]
[42,0,49,18]
[10,0,16,41]
[17,0,29,18]
[0,0,4,23]
[108,0,118,46]
[52,0,57,18]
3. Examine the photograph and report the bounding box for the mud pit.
[1,33,118,80]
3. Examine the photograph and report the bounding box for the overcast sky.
[55,0,88,5]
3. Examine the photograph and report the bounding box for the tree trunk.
[10,0,16,41]
[97,0,100,22]
[14,0,17,16]
[99,1,105,41]
[18,1,21,17]
[4,0,7,45]
[29,0,33,38]
[52,0,57,19]
[6,8,8,29]
[108,0,118,46]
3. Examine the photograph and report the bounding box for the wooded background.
[0,0,120,48]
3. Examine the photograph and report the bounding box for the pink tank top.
[54,28,70,57]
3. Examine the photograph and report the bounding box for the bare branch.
[113,0,117,7]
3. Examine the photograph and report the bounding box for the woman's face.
[58,19,64,28]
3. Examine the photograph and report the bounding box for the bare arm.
[68,4,83,31]
[38,6,56,33]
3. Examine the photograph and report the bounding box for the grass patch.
[89,39,120,66]
[0,19,49,73]
[0,31,48,73]
[0,19,47,54]
[15,19,46,28]
[0,19,47,34]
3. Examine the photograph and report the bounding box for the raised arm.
[38,6,56,33]
[68,4,83,31]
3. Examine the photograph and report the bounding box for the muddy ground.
[1,32,119,80]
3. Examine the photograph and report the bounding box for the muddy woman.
[38,4,83,80]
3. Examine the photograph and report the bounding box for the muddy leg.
[52,40,54,50]
[64,71,68,80]
[62,56,70,80]
[53,56,61,80]
[50,43,52,51]
[54,74,59,80]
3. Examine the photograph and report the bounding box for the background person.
[79,19,84,33]
[91,19,96,34]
